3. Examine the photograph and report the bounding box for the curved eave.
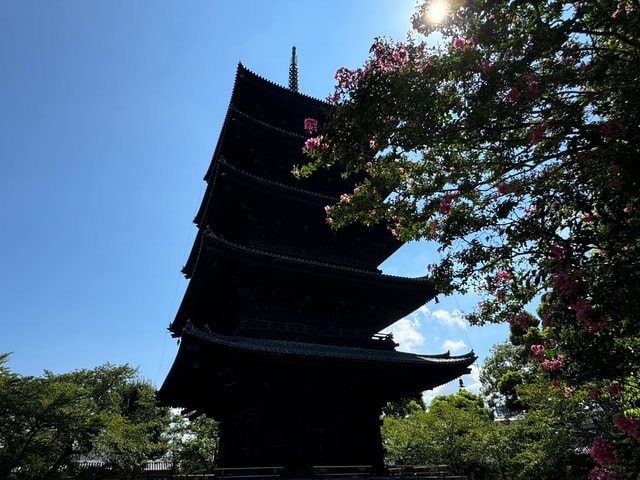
[184,324,476,366]
[172,232,437,335]
[157,326,476,412]
[183,158,402,278]
[204,107,363,195]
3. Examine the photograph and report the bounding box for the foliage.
[382,395,427,417]
[382,391,500,478]
[0,355,170,480]
[303,0,640,476]
[91,380,170,480]
[167,413,219,474]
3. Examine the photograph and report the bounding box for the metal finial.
[289,46,299,93]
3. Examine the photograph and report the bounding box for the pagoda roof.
[157,324,476,416]
[171,231,437,336]
[182,157,401,276]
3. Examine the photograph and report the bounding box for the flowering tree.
[303,0,640,477]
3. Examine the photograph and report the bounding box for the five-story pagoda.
[157,63,475,477]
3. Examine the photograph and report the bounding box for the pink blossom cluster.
[452,36,473,51]
[480,59,495,73]
[613,415,640,442]
[303,135,328,153]
[438,192,457,215]
[602,119,627,139]
[330,66,364,102]
[590,436,616,466]
[387,223,401,240]
[529,122,547,144]
[495,270,510,282]
[612,3,633,18]
[569,296,610,331]
[365,161,373,173]
[526,74,541,98]
[304,118,318,134]
[505,87,520,102]
[508,312,533,331]
[609,383,622,396]
[531,344,545,361]
[551,270,580,297]
[367,38,411,73]
[549,243,567,260]
[541,355,564,372]
[589,466,617,480]
[339,193,351,203]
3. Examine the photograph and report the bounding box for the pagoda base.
[216,398,386,477]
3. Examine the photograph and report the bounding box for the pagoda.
[157,63,476,477]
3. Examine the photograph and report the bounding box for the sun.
[426,0,448,23]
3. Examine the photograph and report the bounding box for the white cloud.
[441,339,467,353]
[422,384,445,406]
[431,308,466,328]
[462,364,482,394]
[382,316,424,353]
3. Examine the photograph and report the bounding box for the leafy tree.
[0,356,170,480]
[167,413,219,474]
[382,391,498,478]
[91,380,170,480]
[382,395,427,418]
[0,356,102,479]
[303,1,640,476]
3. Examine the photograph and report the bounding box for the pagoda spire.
[288,46,299,92]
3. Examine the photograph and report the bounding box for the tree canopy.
[302,1,640,477]
[0,355,171,480]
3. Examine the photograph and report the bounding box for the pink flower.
[452,37,467,50]
[552,271,578,297]
[303,135,328,153]
[505,87,520,102]
[324,205,331,213]
[541,355,564,372]
[550,243,566,259]
[326,217,334,225]
[438,193,457,215]
[480,59,495,73]
[369,139,376,149]
[609,383,622,396]
[529,122,547,144]
[496,270,510,282]
[339,193,351,203]
[602,119,626,139]
[569,296,593,321]
[612,8,624,17]
[589,466,617,480]
[531,344,545,360]
[304,118,318,134]
[613,416,640,442]
[590,437,616,466]
[589,387,601,398]
[563,386,573,397]
[526,74,540,97]
[508,312,533,331]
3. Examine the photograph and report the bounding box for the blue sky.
[0,1,507,397]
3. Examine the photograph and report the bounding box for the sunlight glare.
[426,0,448,23]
